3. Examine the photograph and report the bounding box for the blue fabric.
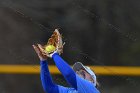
[40,61,59,93]
[58,85,77,93]
[52,53,77,89]
[40,60,77,93]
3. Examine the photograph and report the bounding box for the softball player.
[33,44,100,93]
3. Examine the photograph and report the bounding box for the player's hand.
[32,44,48,61]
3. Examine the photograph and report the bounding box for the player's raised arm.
[35,29,78,89]
[33,44,78,93]
[52,53,78,89]
[33,44,59,93]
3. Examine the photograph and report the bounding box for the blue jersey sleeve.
[40,60,59,93]
[40,60,76,93]
[52,53,77,89]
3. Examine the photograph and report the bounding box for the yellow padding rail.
[0,65,140,76]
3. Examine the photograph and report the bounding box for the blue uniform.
[40,53,100,93]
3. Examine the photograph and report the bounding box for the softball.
[45,45,56,53]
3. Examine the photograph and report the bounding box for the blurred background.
[0,0,140,93]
